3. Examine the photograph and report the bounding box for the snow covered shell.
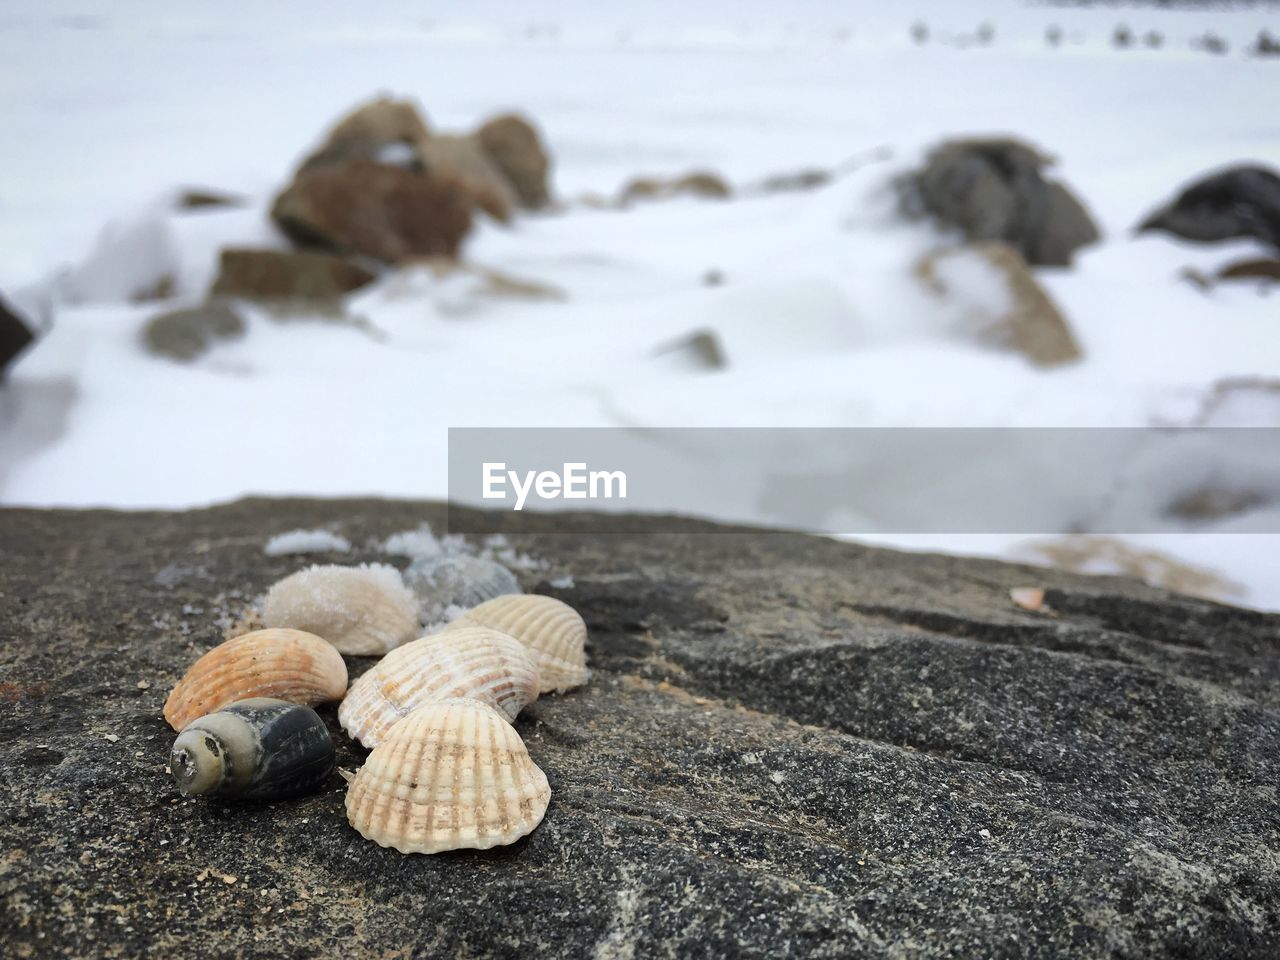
[262,563,419,656]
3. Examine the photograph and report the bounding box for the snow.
[263,529,352,556]
[1,0,1278,608]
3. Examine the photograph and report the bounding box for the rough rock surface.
[904,138,1101,267]
[1,499,1278,959]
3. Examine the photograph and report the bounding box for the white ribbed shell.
[338,626,540,748]
[163,628,347,732]
[262,563,420,655]
[447,594,588,693]
[345,698,551,854]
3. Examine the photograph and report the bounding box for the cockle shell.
[345,698,551,854]
[164,628,347,731]
[402,554,520,622]
[170,698,335,800]
[262,563,420,655]
[338,626,540,748]
[446,594,588,693]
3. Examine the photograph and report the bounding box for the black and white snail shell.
[169,698,335,800]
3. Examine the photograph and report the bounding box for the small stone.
[136,680,151,690]
[103,734,119,743]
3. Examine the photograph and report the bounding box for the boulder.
[0,292,35,377]
[916,241,1083,367]
[210,248,377,302]
[1138,165,1280,250]
[476,113,553,210]
[1,498,1279,958]
[141,300,245,362]
[903,137,1100,266]
[271,160,474,264]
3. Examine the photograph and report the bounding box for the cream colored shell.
[338,626,540,748]
[262,563,420,655]
[345,698,551,854]
[164,628,347,732]
[447,594,588,693]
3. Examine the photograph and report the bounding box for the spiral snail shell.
[169,698,336,800]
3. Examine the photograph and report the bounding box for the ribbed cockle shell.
[262,563,420,655]
[447,594,588,693]
[164,628,347,732]
[338,626,540,748]
[345,698,551,854]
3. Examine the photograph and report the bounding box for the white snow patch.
[264,529,352,556]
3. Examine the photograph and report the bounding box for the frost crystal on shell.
[403,554,520,623]
[262,563,420,655]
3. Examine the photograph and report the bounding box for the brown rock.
[1218,257,1280,283]
[619,170,732,206]
[674,171,731,198]
[176,188,247,211]
[210,248,376,302]
[476,113,552,209]
[271,160,473,263]
[323,95,432,153]
[419,135,517,223]
[916,242,1082,368]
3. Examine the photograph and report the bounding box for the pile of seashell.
[162,558,588,854]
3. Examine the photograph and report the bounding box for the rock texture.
[1,499,1278,959]
[904,138,1101,267]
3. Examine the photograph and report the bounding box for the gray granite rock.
[1,499,1278,958]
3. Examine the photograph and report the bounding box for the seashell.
[164,628,347,732]
[402,554,520,622]
[345,698,550,853]
[262,563,420,655]
[339,626,539,748]
[447,594,588,693]
[1010,587,1046,612]
[170,698,335,800]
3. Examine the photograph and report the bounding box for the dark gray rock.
[1138,165,1280,251]
[141,300,245,362]
[904,138,1101,267]
[1,499,1278,958]
[0,292,35,377]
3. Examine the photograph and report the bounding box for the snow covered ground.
[2,1,1278,606]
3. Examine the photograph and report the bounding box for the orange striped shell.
[164,628,347,731]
